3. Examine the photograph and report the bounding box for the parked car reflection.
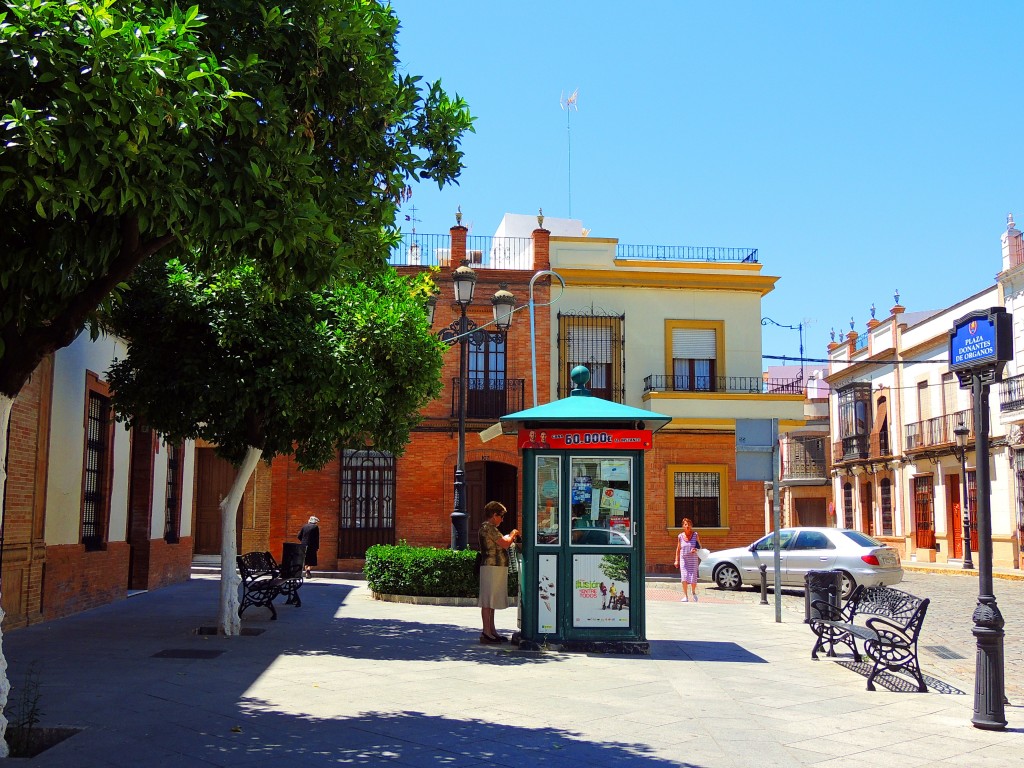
[571,528,631,546]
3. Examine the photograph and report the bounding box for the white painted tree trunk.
[0,395,14,757]
[218,446,263,637]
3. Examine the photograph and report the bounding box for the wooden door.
[946,474,963,559]
[193,448,237,555]
[795,498,826,527]
[860,482,873,535]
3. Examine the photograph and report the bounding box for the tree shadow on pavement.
[173,709,708,768]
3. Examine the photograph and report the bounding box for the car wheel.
[839,571,855,600]
[714,564,742,591]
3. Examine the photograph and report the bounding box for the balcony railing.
[450,378,524,419]
[781,456,829,481]
[835,434,869,461]
[389,234,534,270]
[904,408,974,451]
[869,430,892,458]
[999,372,1024,413]
[643,375,802,394]
[617,244,758,263]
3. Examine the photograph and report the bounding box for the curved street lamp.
[761,316,804,386]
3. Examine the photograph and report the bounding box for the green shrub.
[364,542,518,598]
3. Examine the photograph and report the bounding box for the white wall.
[46,333,130,546]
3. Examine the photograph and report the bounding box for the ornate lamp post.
[434,260,516,550]
[953,423,975,569]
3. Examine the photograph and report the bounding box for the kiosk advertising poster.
[537,555,557,633]
[572,554,630,627]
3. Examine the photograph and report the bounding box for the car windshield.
[841,530,883,548]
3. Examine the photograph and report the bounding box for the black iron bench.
[810,584,930,692]
[237,550,304,620]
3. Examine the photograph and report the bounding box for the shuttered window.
[672,328,717,392]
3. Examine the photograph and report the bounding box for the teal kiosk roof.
[500,366,672,434]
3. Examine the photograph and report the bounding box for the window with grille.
[164,442,183,543]
[672,470,722,528]
[82,391,113,550]
[913,475,935,548]
[842,482,854,529]
[340,450,396,529]
[558,313,624,401]
[466,329,507,418]
[672,328,717,392]
[880,477,893,536]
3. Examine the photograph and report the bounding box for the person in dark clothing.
[297,516,320,578]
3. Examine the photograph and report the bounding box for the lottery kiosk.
[500,366,670,653]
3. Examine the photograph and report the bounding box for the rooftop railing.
[616,244,758,263]
[389,234,535,270]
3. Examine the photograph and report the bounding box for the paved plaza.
[1,571,1022,767]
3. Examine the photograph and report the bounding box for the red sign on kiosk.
[518,429,653,450]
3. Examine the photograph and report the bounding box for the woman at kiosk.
[478,501,519,644]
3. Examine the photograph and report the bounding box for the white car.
[697,527,902,599]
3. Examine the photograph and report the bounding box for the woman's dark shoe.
[492,634,509,643]
[479,634,502,644]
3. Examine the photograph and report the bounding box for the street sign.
[736,419,777,481]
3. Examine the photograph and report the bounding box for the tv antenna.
[560,88,579,217]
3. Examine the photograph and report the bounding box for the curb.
[372,593,520,608]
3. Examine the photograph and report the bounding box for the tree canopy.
[0,0,473,395]
[105,257,444,467]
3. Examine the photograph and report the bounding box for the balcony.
[834,434,869,461]
[781,456,829,484]
[999,372,1024,413]
[450,378,524,420]
[904,408,974,452]
[643,375,801,394]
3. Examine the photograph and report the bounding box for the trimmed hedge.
[364,542,518,598]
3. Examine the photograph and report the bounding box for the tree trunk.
[0,395,14,757]
[218,446,262,636]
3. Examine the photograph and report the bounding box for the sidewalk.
[2,574,1021,767]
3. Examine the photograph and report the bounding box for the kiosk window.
[535,456,560,545]
[569,456,631,546]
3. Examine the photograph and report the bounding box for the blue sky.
[388,1,1024,366]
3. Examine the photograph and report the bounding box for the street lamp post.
[761,317,804,385]
[433,261,515,550]
[953,423,975,570]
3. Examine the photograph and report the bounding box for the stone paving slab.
[1,574,1021,767]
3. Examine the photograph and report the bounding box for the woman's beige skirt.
[478,565,509,609]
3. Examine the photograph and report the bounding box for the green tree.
[106,258,444,635]
[0,0,469,747]
[0,0,469,502]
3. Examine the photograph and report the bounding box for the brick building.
[265,212,806,573]
[1,333,196,628]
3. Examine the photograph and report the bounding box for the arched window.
[843,482,854,529]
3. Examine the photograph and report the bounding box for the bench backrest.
[850,585,929,638]
[237,551,277,581]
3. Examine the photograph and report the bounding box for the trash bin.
[281,542,307,580]
[804,569,841,624]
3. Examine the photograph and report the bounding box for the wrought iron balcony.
[835,434,869,461]
[999,372,1024,413]
[643,375,802,394]
[450,378,525,420]
[904,408,973,451]
[781,456,829,481]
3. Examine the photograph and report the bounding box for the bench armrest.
[864,615,911,643]
[809,599,844,621]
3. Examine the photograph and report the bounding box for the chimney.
[1002,213,1023,271]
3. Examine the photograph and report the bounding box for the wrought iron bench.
[809,584,930,692]
[237,549,305,620]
